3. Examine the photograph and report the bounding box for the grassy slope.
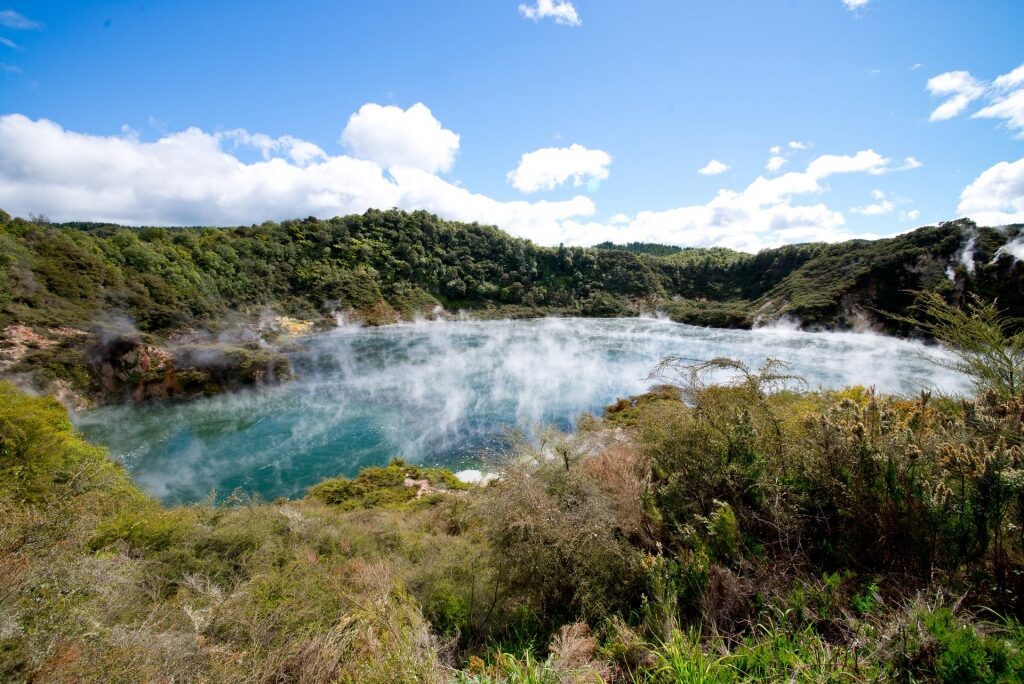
[3,366,1024,682]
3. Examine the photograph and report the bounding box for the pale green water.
[74,317,968,505]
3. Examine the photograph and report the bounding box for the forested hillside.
[0,208,1022,404]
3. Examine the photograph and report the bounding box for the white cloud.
[854,188,919,219]
[0,9,41,30]
[806,149,893,177]
[993,64,1024,90]
[958,156,1024,225]
[973,89,1024,138]
[0,61,20,73]
[518,0,581,26]
[340,102,459,173]
[973,63,1024,137]
[925,63,1024,137]
[851,189,895,216]
[927,70,986,121]
[0,113,595,243]
[697,159,729,176]
[507,144,611,193]
[0,37,20,50]
[556,149,915,251]
[222,129,327,166]
[0,113,922,252]
[766,142,812,172]
[842,0,870,11]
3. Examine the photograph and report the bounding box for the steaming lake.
[74,317,968,504]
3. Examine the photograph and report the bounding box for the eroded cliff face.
[0,322,295,408]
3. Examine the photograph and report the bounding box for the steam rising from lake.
[74,317,968,504]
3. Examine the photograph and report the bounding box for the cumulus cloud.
[507,143,611,193]
[222,129,327,166]
[555,149,917,251]
[518,0,581,26]
[0,112,920,252]
[974,90,1024,137]
[927,70,986,121]
[0,113,596,242]
[766,141,812,172]
[0,9,41,30]
[340,102,459,173]
[697,159,729,176]
[926,63,1024,137]
[842,0,870,12]
[958,156,1024,225]
[993,64,1024,91]
[851,189,896,216]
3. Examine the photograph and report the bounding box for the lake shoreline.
[73,317,968,505]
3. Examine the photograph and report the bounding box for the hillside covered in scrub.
[3,295,1024,681]
[0,207,1022,406]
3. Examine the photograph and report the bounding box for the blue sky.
[1,0,1022,250]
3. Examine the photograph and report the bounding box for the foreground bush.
[3,348,1024,681]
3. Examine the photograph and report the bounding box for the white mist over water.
[73,317,969,504]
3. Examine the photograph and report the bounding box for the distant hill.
[1,208,1021,403]
[2,208,1020,333]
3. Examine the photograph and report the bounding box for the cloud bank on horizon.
[0,107,943,252]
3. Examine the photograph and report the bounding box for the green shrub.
[308,459,466,510]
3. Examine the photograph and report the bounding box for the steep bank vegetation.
[1,208,1021,405]
[3,300,1024,681]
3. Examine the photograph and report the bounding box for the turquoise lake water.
[73,317,968,505]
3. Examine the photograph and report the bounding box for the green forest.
[0,209,1021,406]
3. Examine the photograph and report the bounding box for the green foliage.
[893,607,1024,683]
[308,458,467,510]
[594,241,684,257]
[706,501,740,564]
[2,211,1019,339]
[0,381,135,501]
[4,292,1024,682]
[893,290,1024,399]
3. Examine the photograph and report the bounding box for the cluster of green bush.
[1,210,1020,338]
[3,295,1024,681]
